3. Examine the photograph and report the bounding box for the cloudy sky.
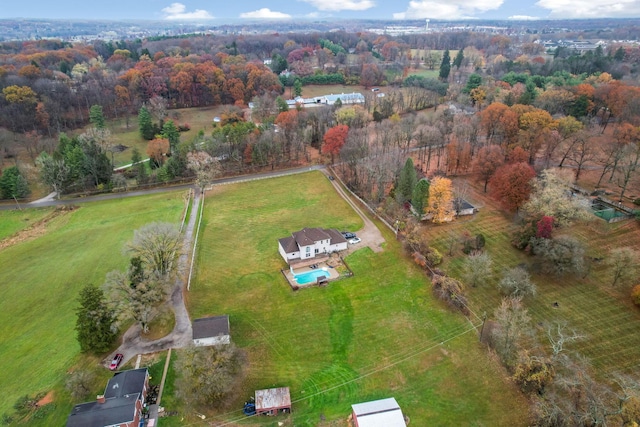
[2,0,640,21]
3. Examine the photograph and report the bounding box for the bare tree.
[187,151,221,193]
[462,251,493,287]
[492,297,531,368]
[606,247,640,287]
[546,322,585,357]
[498,267,537,298]
[126,222,182,278]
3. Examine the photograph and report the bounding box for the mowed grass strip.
[428,181,640,378]
[0,191,185,419]
[188,171,528,426]
[0,207,54,241]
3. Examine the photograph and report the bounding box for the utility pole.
[479,312,487,341]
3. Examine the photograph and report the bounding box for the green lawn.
[0,191,186,423]
[0,207,54,240]
[187,171,528,425]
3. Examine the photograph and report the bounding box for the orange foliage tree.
[147,138,170,167]
[473,145,504,192]
[489,162,536,211]
[323,125,349,164]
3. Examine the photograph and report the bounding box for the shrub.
[631,285,640,307]
[178,123,191,132]
[498,267,536,299]
[513,354,555,394]
[431,274,469,315]
[426,247,443,267]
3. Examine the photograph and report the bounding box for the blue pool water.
[294,268,330,285]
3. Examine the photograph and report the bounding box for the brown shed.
[255,387,291,415]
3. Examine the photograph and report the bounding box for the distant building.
[192,315,231,347]
[453,198,476,216]
[66,368,149,427]
[351,397,406,427]
[316,92,365,105]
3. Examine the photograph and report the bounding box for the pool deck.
[282,261,341,289]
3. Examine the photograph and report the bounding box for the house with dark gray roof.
[66,368,149,427]
[278,227,347,264]
[192,315,230,347]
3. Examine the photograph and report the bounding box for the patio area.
[281,254,351,290]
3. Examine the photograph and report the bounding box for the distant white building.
[316,92,365,105]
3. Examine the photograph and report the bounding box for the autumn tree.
[147,138,170,168]
[473,145,504,192]
[489,162,536,211]
[427,176,454,223]
[323,124,349,164]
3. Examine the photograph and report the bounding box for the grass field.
[0,207,53,240]
[426,179,640,377]
[0,191,186,423]
[186,171,528,425]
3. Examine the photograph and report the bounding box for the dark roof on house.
[255,387,291,411]
[324,228,347,244]
[104,368,148,399]
[278,236,298,254]
[192,315,230,340]
[454,198,475,211]
[67,368,148,427]
[293,227,331,246]
[66,394,138,427]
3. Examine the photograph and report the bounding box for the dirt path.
[110,192,200,366]
[325,171,386,254]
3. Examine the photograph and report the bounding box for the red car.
[109,353,124,370]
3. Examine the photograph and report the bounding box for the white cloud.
[508,15,540,20]
[240,8,291,19]
[301,0,375,11]
[535,0,640,18]
[161,3,213,20]
[393,0,503,19]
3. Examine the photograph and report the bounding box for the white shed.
[351,397,406,427]
[192,315,230,347]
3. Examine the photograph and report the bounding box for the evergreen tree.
[161,120,180,154]
[614,46,626,61]
[439,49,451,81]
[75,284,117,354]
[275,96,289,113]
[411,178,430,218]
[0,166,29,199]
[396,158,417,204]
[89,105,105,129]
[294,79,303,97]
[138,106,155,140]
[452,49,464,69]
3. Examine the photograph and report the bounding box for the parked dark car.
[341,232,356,239]
[109,353,123,371]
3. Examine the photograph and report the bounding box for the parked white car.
[349,237,361,244]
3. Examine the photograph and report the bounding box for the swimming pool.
[294,268,330,285]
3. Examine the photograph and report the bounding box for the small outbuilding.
[192,315,230,347]
[351,397,406,427]
[453,198,476,216]
[255,387,291,415]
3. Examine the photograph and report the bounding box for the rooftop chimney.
[97,395,106,404]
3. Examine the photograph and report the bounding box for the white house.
[351,397,406,427]
[278,228,347,264]
[192,315,230,347]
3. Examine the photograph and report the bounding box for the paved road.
[0,165,325,211]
